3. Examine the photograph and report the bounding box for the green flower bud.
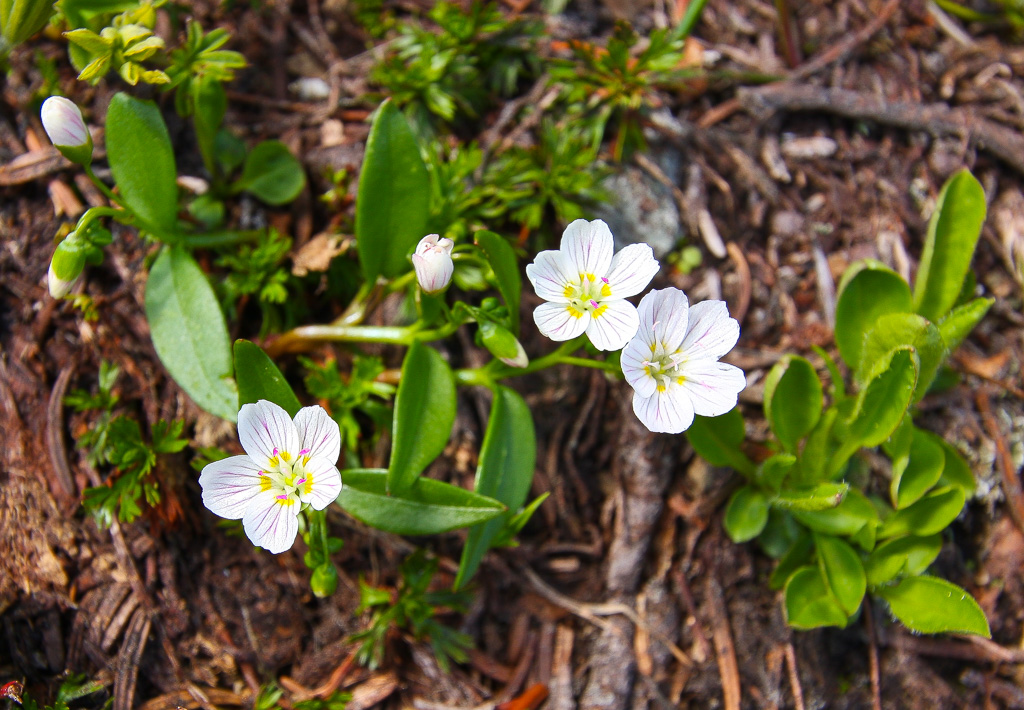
[480,321,528,368]
[48,232,86,298]
[310,562,339,598]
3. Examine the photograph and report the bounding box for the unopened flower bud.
[310,562,339,598]
[40,96,93,166]
[48,232,86,298]
[412,234,454,295]
[480,321,529,368]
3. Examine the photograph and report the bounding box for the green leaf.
[723,485,769,543]
[913,169,987,323]
[145,248,236,420]
[759,508,803,559]
[388,342,456,495]
[796,407,837,484]
[763,356,822,452]
[474,230,521,335]
[792,488,878,548]
[938,297,993,353]
[756,453,796,492]
[773,482,849,512]
[834,260,912,373]
[877,575,990,637]
[686,408,755,476]
[814,533,866,616]
[848,348,918,448]
[859,313,944,402]
[105,93,179,234]
[770,533,813,590]
[928,434,975,494]
[337,469,505,535]
[233,339,301,417]
[864,534,942,587]
[356,99,430,281]
[234,140,306,205]
[455,387,537,589]
[878,485,966,539]
[891,427,944,509]
[784,565,849,629]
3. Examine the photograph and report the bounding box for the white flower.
[199,400,343,554]
[620,288,746,434]
[525,219,659,351]
[412,234,454,294]
[41,96,90,148]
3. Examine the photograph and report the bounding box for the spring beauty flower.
[40,96,93,165]
[526,219,659,351]
[620,288,745,434]
[199,400,343,554]
[412,234,454,294]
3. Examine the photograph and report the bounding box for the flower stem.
[84,164,128,210]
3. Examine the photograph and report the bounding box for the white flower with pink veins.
[199,400,342,553]
[525,219,659,351]
[620,288,746,434]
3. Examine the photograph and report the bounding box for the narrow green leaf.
[834,260,912,373]
[338,469,505,536]
[233,339,301,417]
[356,99,430,281]
[105,92,178,234]
[388,342,456,495]
[770,533,813,590]
[686,408,755,476]
[859,314,944,402]
[784,565,849,630]
[938,297,993,353]
[792,488,878,547]
[763,355,822,452]
[864,534,942,587]
[814,533,866,616]
[145,248,237,420]
[724,486,769,543]
[455,387,537,589]
[878,485,966,539]
[795,407,837,484]
[913,169,987,322]
[927,434,975,494]
[474,230,521,335]
[877,575,990,637]
[773,482,849,512]
[891,427,944,510]
[848,348,918,448]
[235,140,306,205]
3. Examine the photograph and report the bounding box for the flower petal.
[297,455,343,510]
[526,249,575,303]
[560,219,613,278]
[620,337,658,399]
[242,488,300,554]
[605,243,659,299]
[680,300,740,361]
[636,288,690,353]
[585,299,639,351]
[294,406,342,464]
[238,400,300,466]
[632,386,695,434]
[198,455,266,520]
[679,361,746,417]
[534,301,590,342]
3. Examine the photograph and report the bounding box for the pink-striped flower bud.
[412,234,454,295]
[41,96,93,165]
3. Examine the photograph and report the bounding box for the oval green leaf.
[455,387,537,589]
[356,99,430,281]
[474,230,521,335]
[849,347,918,447]
[878,485,966,539]
[792,487,878,547]
[388,341,456,495]
[235,140,306,205]
[724,485,769,543]
[145,247,237,421]
[913,169,987,323]
[763,355,822,452]
[686,408,755,476]
[859,313,944,402]
[338,469,505,536]
[891,427,944,509]
[814,533,866,616]
[756,453,796,492]
[928,434,975,494]
[106,92,178,234]
[784,565,849,630]
[834,260,912,373]
[877,575,990,637]
[864,534,942,587]
[770,532,813,590]
[233,339,301,417]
